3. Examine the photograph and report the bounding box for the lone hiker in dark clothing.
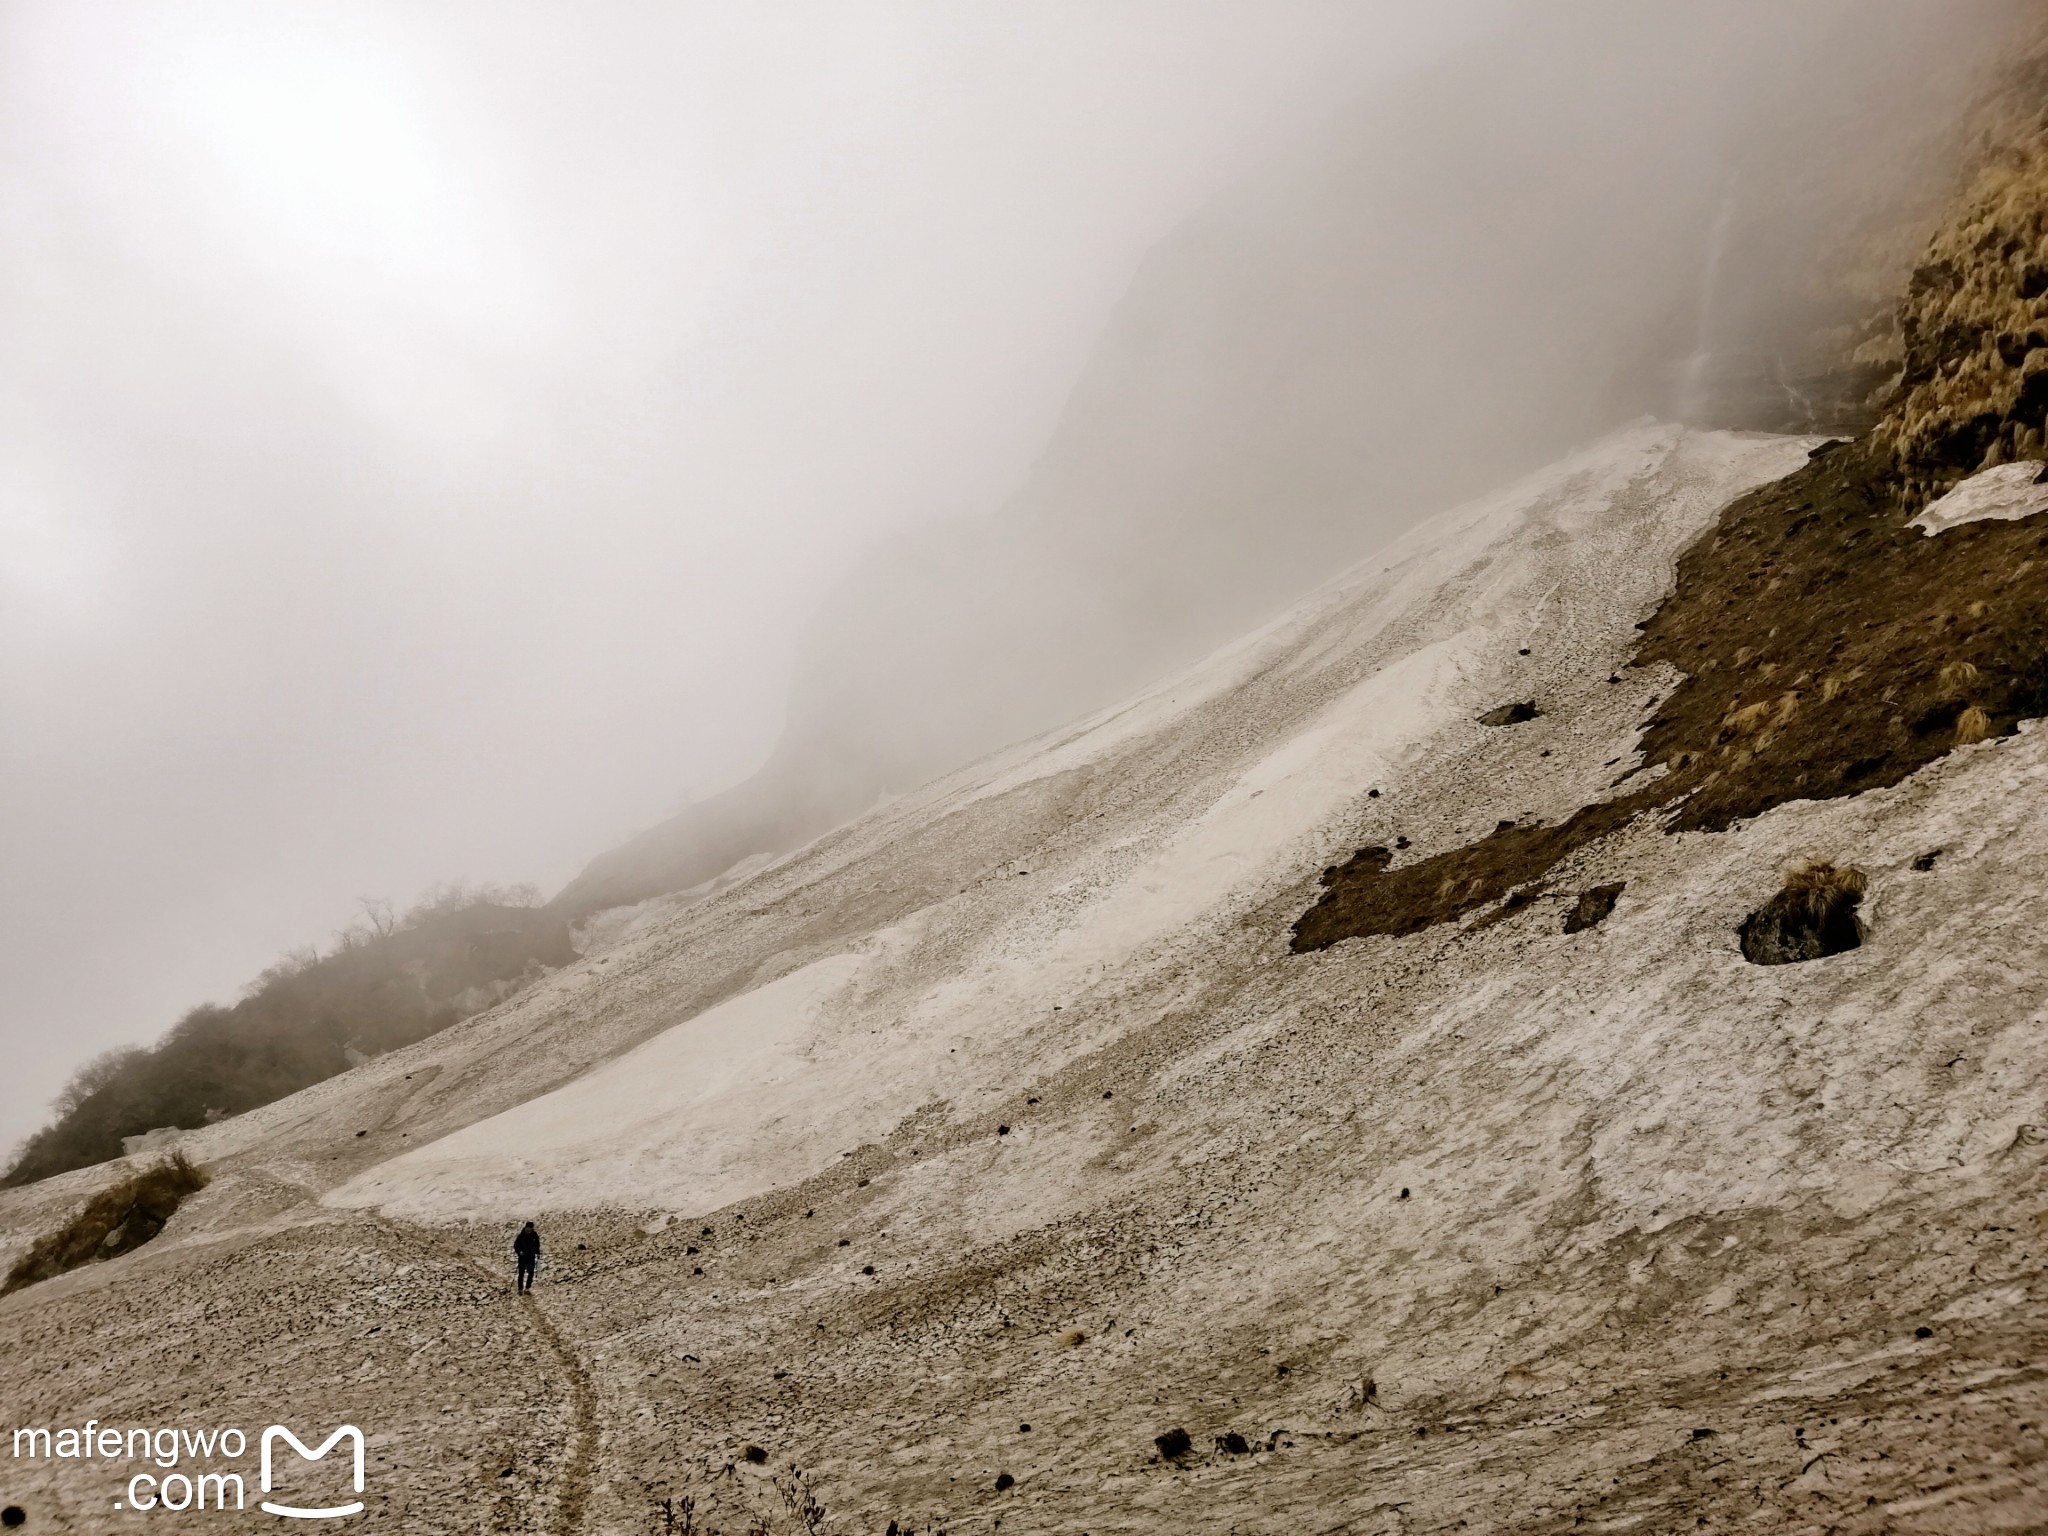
[514,1222,541,1293]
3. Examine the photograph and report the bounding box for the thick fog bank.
[563,0,2026,915]
[0,1,1478,1152]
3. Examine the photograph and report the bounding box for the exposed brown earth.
[1293,437,2048,950]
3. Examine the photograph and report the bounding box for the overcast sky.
[0,2,1491,1151]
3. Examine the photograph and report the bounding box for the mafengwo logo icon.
[259,1425,365,1519]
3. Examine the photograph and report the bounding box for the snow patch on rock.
[1908,460,2048,534]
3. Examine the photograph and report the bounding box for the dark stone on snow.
[1216,1432,1251,1455]
[1739,863,1866,965]
[1562,882,1626,934]
[1477,700,1541,727]
[1154,1427,1193,1460]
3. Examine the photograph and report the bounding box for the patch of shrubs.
[2,1152,210,1294]
[5,887,575,1186]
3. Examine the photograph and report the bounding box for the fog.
[0,1,1493,1151]
[0,1,2020,1156]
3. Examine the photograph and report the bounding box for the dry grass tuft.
[1782,860,1869,900]
[1940,660,1981,694]
[1955,705,1994,744]
[1721,701,1775,737]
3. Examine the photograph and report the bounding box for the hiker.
[513,1221,541,1293]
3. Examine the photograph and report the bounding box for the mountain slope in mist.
[558,0,2020,917]
[6,423,2047,1532]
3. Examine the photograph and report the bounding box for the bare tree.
[53,1046,144,1115]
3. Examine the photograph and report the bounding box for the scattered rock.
[1913,849,1942,871]
[743,1445,768,1465]
[1058,1329,1087,1347]
[994,1472,1015,1491]
[1154,1427,1193,1460]
[1,1508,23,1528]
[1465,882,1548,933]
[1692,1427,1716,1440]
[861,1265,876,1276]
[1562,882,1626,934]
[1738,862,1867,966]
[1399,1188,1410,1200]
[1216,1432,1251,1454]
[1338,1377,1380,1414]
[1916,1326,1934,1339]
[1477,701,1541,727]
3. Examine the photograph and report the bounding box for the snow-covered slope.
[7,425,2047,1535]
[325,426,1780,1223]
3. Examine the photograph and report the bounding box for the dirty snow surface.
[1909,458,2048,533]
[8,424,2048,1535]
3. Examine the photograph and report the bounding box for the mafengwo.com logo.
[10,1420,367,1518]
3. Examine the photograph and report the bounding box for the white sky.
[0,2,1488,1151]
